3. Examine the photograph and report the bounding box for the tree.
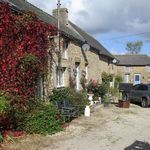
[126,41,143,54]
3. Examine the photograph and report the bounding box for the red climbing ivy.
[0,3,57,108]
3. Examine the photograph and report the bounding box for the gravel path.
[2,104,150,150]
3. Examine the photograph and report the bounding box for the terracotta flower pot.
[118,100,130,108]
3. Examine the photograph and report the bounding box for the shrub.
[68,89,89,113]
[50,88,70,103]
[109,87,119,97]
[80,76,87,91]
[97,84,108,99]
[19,102,64,135]
[0,132,3,143]
[0,92,12,130]
[50,88,89,114]
[87,79,99,94]
[86,79,107,99]
[69,76,76,89]
[0,92,9,116]
[102,72,113,85]
[114,75,123,88]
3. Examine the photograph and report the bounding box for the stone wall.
[46,38,116,92]
[117,65,150,84]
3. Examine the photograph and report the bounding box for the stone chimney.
[52,8,69,26]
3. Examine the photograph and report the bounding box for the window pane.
[56,68,65,87]
[60,70,63,85]
[134,85,140,90]
[135,75,140,81]
[139,85,148,91]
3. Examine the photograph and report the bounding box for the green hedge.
[17,102,64,135]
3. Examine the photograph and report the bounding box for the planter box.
[118,100,130,108]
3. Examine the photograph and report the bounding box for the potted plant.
[103,94,110,107]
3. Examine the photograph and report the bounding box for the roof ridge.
[115,54,148,56]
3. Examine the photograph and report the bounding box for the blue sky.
[28,0,150,56]
[97,32,150,55]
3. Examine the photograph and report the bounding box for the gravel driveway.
[2,104,150,150]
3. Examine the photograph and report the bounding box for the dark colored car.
[119,83,150,107]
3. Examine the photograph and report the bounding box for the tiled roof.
[1,0,114,59]
[115,55,150,66]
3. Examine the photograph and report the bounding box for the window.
[56,67,65,87]
[62,40,69,59]
[133,84,140,90]
[135,75,140,82]
[138,85,148,91]
[124,74,130,83]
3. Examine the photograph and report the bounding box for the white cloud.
[110,48,125,55]
[27,0,150,39]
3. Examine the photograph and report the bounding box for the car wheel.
[141,98,148,108]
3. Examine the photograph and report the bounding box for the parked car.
[119,83,150,107]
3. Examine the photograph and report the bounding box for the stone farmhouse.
[2,0,118,99]
[115,55,150,85]
[4,1,150,99]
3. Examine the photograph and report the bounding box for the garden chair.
[63,99,80,117]
[55,100,74,122]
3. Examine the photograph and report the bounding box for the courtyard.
[2,104,150,150]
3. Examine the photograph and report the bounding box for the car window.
[138,85,148,91]
[133,84,140,90]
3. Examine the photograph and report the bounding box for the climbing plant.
[0,3,57,110]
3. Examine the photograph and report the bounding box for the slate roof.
[69,22,114,59]
[115,55,150,66]
[2,0,84,42]
[1,0,114,59]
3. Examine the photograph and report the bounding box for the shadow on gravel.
[124,140,150,150]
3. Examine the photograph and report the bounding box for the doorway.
[134,74,141,85]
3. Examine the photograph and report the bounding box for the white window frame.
[56,67,65,87]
